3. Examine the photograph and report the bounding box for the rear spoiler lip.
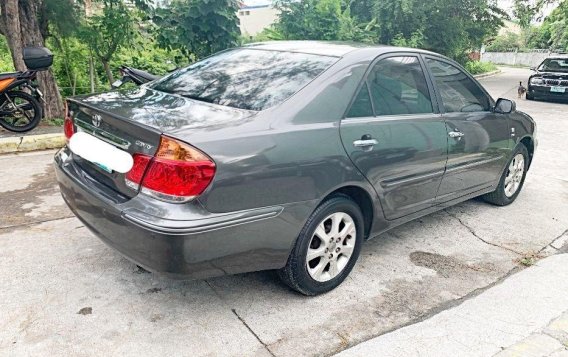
[66,97,163,136]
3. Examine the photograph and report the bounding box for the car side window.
[346,83,373,118]
[425,58,490,113]
[367,56,433,116]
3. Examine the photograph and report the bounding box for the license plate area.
[69,132,133,174]
[550,86,565,93]
[94,162,113,173]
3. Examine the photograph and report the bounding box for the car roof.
[544,56,568,60]
[243,40,439,58]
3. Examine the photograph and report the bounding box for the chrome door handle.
[353,139,378,147]
[448,131,464,138]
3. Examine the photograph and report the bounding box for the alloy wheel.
[504,153,525,197]
[306,212,356,282]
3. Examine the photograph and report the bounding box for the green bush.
[464,61,497,75]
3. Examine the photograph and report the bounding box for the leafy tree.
[154,0,240,60]
[0,0,74,118]
[80,0,139,85]
[524,25,551,48]
[273,0,377,43]
[485,31,522,51]
[374,0,507,63]
[522,1,568,51]
[512,0,558,28]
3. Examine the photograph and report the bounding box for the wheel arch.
[519,135,535,168]
[320,184,377,239]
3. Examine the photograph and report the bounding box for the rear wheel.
[482,144,529,206]
[278,194,364,295]
[0,91,42,132]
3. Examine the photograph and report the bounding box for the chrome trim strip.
[74,118,131,150]
[445,155,504,174]
[122,206,284,235]
[380,170,445,188]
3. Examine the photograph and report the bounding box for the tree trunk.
[102,60,114,86]
[18,0,64,119]
[2,0,25,70]
[1,0,64,119]
[89,49,95,93]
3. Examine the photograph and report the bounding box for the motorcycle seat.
[0,72,21,81]
[129,68,160,82]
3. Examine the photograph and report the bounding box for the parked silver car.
[55,41,536,295]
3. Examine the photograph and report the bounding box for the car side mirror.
[494,98,516,114]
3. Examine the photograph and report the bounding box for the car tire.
[526,92,535,101]
[278,194,364,296]
[482,144,529,206]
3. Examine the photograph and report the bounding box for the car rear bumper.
[54,147,310,279]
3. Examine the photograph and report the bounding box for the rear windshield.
[538,58,568,72]
[149,49,338,111]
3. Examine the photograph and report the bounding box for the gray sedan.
[55,41,536,295]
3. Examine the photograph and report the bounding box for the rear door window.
[367,56,433,116]
[150,49,337,111]
[346,83,374,118]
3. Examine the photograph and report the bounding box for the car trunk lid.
[66,87,254,200]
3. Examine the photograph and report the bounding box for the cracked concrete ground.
[0,67,567,356]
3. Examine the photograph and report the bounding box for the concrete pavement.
[0,67,567,356]
[336,253,568,357]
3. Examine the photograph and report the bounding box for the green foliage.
[247,26,286,43]
[79,0,139,83]
[542,1,568,51]
[518,1,568,51]
[0,36,14,72]
[273,0,377,43]
[464,60,497,75]
[524,25,551,48]
[43,0,83,37]
[375,0,506,63]
[154,0,241,60]
[391,30,425,48]
[512,0,557,29]
[513,0,542,29]
[486,31,523,51]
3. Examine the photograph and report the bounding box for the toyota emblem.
[92,114,102,128]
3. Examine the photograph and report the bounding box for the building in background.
[237,0,279,38]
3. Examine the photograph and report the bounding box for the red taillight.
[63,102,74,141]
[141,158,216,197]
[125,154,152,189]
[125,136,216,203]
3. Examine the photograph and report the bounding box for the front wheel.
[278,194,364,295]
[482,144,529,206]
[0,91,43,132]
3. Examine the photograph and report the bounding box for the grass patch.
[465,61,498,75]
[44,118,64,126]
[515,252,544,267]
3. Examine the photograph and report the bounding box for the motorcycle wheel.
[0,91,43,132]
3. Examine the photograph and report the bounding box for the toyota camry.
[55,41,537,295]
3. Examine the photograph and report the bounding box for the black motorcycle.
[0,47,52,133]
[111,65,161,88]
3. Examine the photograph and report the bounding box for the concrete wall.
[481,51,562,67]
[238,6,280,37]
